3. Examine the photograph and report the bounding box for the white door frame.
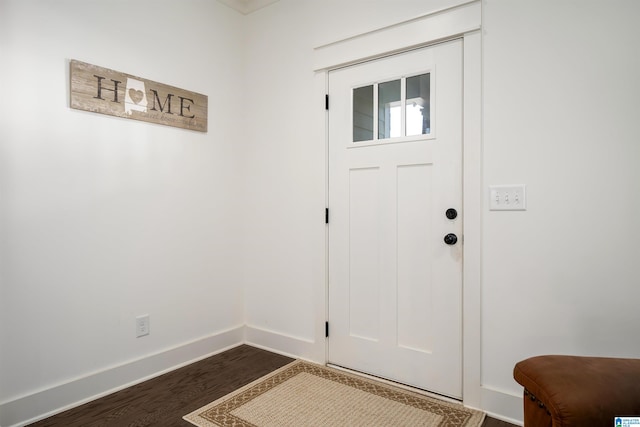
[313,1,482,409]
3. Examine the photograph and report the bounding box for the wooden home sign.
[70,60,208,132]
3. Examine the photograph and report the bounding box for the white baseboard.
[244,324,324,363]
[480,385,524,426]
[0,326,525,427]
[0,326,244,427]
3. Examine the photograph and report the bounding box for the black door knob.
[446,208,458,220]
[444,233,458,245]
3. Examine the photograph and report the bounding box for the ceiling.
[216,0,280,15]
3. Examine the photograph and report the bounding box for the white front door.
[328,39,463,398]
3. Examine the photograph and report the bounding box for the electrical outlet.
[489,185,526,211]
[136,315,150,337]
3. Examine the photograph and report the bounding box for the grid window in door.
[352,72,431,143]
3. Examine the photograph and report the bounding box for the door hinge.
[325,94,329,110]
[325,208,329,224]
[325,321,329,338]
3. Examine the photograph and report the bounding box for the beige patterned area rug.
[184,360,485,427]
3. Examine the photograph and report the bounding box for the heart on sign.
[128,88,144,104]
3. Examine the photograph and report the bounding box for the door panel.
[328,39,463,398]
[397,163,433,353]
[348,166,381,341]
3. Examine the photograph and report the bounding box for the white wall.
[481,0,640,392]
[240,0,323,358]
[241,0,640,423]
[0,1,245,424]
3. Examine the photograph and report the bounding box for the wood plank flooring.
[29,345,518,427]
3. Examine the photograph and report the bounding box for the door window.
[352,73,431,143]
[378,79,401,139]
[406,74,431,136]
[353,85,374,142]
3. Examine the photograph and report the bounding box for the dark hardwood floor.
[30,345,518,426]
[483,416,519,427]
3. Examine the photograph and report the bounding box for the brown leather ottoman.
[513,355,640,426]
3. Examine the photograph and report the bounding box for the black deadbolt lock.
[446,208,458,220]
[444,233,458,245]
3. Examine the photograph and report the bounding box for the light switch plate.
[489,185,526,211]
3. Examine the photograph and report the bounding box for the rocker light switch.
[489,185,526,211]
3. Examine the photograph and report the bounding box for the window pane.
[406,73,430,136]
[353,85,374,142]
[378,80,401,139]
